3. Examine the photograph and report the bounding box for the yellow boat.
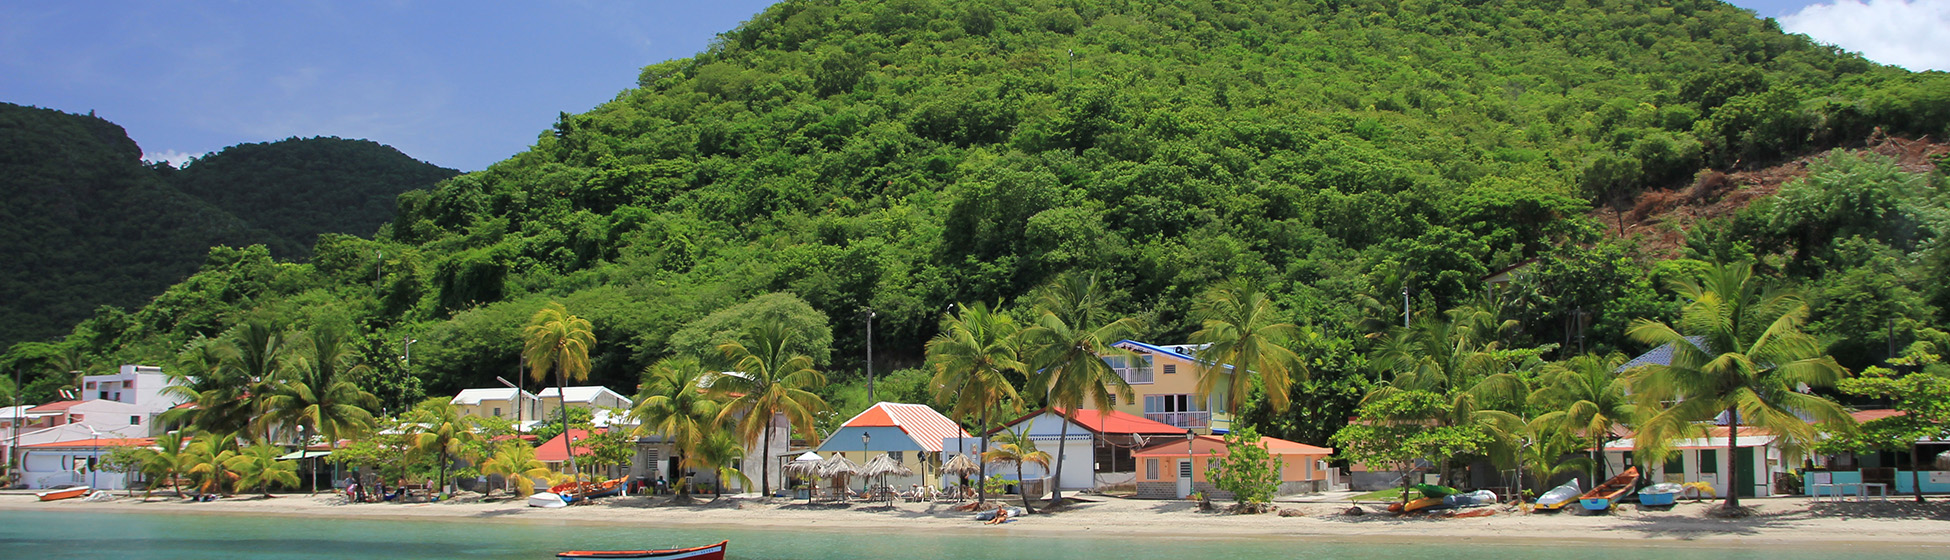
[1531,480,1581,511]
[1386,496,1444,514]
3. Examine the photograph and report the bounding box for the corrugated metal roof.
[1132,435,1332,457]
[994,407,1187,436]
[1617,336,1709,372]
[840,402,968,453]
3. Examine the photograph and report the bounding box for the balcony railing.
[1144,411,1211,428]
[1118,367,1153,384]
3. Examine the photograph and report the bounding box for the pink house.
[1131,434,1334,499]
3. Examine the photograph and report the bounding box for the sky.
[0,1,1943,172]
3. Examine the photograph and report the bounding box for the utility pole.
[375,250,383,295]
[866,309,876,403]
[1402,286,1411,328]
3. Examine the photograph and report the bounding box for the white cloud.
[1779,0,1950,72]
[142,149,206,168]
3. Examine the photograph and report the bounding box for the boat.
[1639,482,1681,507]
[1531,480,1581,511]
[1578,466,1640,512]
[1385,496,1444,513]
[36,486,91,502]
[1442,489,1497,508]
[528,492,569,508]
[549,477,626,503]
[557,540,728,559]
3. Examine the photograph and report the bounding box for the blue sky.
[0,1,1941,172]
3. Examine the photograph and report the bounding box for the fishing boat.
[36,486,91,502]
[1638,482,1682,507]
[528,492,569,508]
[1578,466,1639,512]
[1531,479,1581,511]
[557,540,727,559]
[547,477,626,503]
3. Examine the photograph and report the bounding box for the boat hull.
[528,492,569,508]
[1575,467,1639,513]
[1386,496,1444,513]
[1640,492,1677,507]
[1580,498,1611,511]
[1532,480,1581,511]
[36,486,91,502]
[558,540,727,559]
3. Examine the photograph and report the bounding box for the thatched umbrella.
[784,452,822,503]
[861,454,913,502]
[941,453,980,477]
[816,455,861,500]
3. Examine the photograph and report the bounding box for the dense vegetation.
[0,103,455,350]
[7,0,1949,458]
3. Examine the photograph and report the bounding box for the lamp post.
[1185,428,1196,499]
[861,432,871,496]
[87,425,101,490]
[299,424,313,494]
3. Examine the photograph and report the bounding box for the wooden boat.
[1531,480,1581,511]
[1639,482,1681,507]
[1578,466,1639,512]
[1385,496,1444,513]
[547,477,626,503]
[36,486,90,502]
[528,492,569,508]
[557,540,727,559]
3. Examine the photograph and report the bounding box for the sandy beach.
[6,490,1948,551]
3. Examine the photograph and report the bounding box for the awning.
[276,450,332,460]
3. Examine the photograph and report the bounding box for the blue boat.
[1639,482,1682,507]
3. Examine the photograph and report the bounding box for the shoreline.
[5,492,1948,551]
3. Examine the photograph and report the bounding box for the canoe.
[1578,467,1639,512]
[1532,480,1581,511]
[36,486,91,502]
[557,540,727,559]
[528,492,569,508]
[552,477,626,503]
[1386,496,1444,513]
[1639,482,1681,507]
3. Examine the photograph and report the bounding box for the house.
[816,402,969,491]
[1131,434,1335,499]
[535,386,632,422]
[1601,426,1800,498]
[450,388,541,427]
[80,365,186,417]
[15,436,155,490]
[948,406,1190,492]
[1800,409,1950,496]
[1103,340,1235,434]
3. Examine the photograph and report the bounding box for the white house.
[450,387,541,426]
[536,386,632,421]
[1602,426,1796,499]
[80,365,186,417]
[15,430,155,490]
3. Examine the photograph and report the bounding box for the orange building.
[1131,434,1334,499]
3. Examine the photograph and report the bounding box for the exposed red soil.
[1593,133,1947,258]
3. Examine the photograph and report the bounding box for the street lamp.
[861,432,871,496]
[299,424,312,494]
[86,425,101,490]
[1185,428,1196,499]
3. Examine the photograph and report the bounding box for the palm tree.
[523,302,596,477]
[262,325,381,448]
[926,301,1024,507]
[1019,273,1142,505]
[480,441,550,497]
[186,431,241,497]
[713,323,828,499]
[133,430,194,499]
[1515,427,1595,498]
[694,430,751,498]
[230,321,294,444]
[405,398,480,494]
[164,336,253,435]
[629,357,722,500]
[1625,261,1853,510]
[1530,353,1636,485]
[1189,280,1305,414]
[227,443,299,497]
[1367,305,1530,486]
[982,426,1051,513]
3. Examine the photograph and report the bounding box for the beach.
[6,491,1947,550]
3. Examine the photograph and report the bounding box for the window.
[892,451,905,464]
[1146,458,1158,480]
[1143,395,1205,414]
[1107,394,1116,405]
[1663,454,1684,475]
[1104,355,1154,384]
[493,407,502,417]
[1698,450,1718,474]
[86,382,96,390]
[1163,364,1177,375]
[130,416,141,425]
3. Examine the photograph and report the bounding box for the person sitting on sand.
[985,505,1013,525]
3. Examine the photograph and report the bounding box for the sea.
[0,510,1940,559]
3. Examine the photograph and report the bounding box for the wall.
[1804,470,1950,495]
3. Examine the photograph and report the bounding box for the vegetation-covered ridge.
[0,103,455,350]
[7,0,1949,453]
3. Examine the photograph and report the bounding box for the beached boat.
[1578,467,1639,512]
[1638,482,1681,507]
[557,540,727,559]
[528,492,569,508]
[36,486,90,502]
[548,477,626,503]
[1531,480,1581,511]
[1386,496,1444,513]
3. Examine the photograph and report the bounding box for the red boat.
[36,486,91,502]
[557,540,727,559]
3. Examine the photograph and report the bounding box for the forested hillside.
[0,104,455,350]
[7,0,1947,441]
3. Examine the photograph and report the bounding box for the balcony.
[1144,411,1211,429]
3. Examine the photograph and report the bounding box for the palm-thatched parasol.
[940,453,981,477]
[816,454,862,500]
[783,452,823,478]
[862,453,915,478]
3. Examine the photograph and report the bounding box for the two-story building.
[1104,341,1234,435]
[450,388,541,428]
[536,386,633,422]
[79,365,184,418]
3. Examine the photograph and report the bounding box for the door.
[1735,447,1758,497]
[1176,460,1193,498]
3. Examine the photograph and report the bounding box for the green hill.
[0,103,456,351]
[10,0,1948,421]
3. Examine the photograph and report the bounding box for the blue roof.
[1617,336,1709,373]
[1113,340,1235,371]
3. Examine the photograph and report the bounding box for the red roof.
[535,428,605,462]
[1852,409,1906,423]
[839,403,969,452]
[27,400,84,413]
[994,407,1187,436]
[22,437,156,449]
[1132,435,1332,458]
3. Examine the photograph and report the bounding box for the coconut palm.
[133,430,195,499]
[1367,305,1530,486]
[404,398,480,494]
[480,441,550,497]
[261,325,381,448]
[523,302,596,477]
[185,431,241,497]
[1530,353,1636,483]
[1019,273,1143,505]
[982,426,1051,513]
[713,322,827,499]
[227,443,299,497]
[629,357,722,499]
[230,321,294,444]
[164,336,254,435]
[1190,280,1305,414]
[1515,427,1595,497]
[926,301,1024,507]
[1625,261,1852,510]
[694,430,751,498]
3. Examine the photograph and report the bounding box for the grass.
[1349,487,1409,502]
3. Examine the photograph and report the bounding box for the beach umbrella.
[862,453,914,478]
[941,453,980,477]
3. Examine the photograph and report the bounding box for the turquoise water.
[0,510,1937,560]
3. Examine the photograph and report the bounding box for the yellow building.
[1105,341,1234,435]
[450,388,540,425]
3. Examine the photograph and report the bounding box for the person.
[655,476,667,495]
[344,482,360,502]
[984,505,1012,525]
